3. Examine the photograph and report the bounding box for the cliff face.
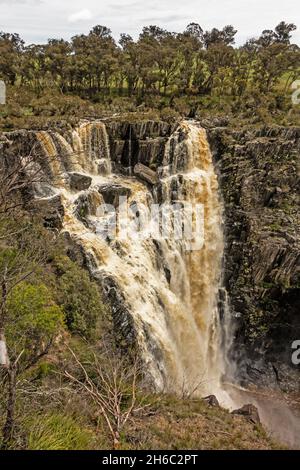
[208,126,300,391]
[2,120,175,173]
[104,120,175,171]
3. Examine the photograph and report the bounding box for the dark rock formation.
[97,183,131,207]
[63,231,92,269]
[208,125,300,392]
[203,395,220,407]
[105,120,176,171]
[69,172,92,191]
[97,272,137,348]
[232,404,261,424]
[134,163,158,185]
[28,194,64,229]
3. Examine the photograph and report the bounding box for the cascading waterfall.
[36,131,66,186]
[154,122,228,398]
[33,120,231,401]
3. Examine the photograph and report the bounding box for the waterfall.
[154,122,227,397]
[36,131,66,186]
[72,121,111,175]
[32,119,231,401]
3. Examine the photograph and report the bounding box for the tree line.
[0,21,299,105]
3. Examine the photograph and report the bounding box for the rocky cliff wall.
[208,125,300,392]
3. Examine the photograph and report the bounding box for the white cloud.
[68,8,93,23]
[0,0,42,3]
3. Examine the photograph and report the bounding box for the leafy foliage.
[6,282,64,360]
[0,21,299,128]
[51,255,107,339]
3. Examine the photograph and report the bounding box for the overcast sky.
[0,0,299,45]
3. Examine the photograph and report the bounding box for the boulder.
[203,395,220,407]
[231,404,260,424]
[69,172,92,191]
[134,163,158,185]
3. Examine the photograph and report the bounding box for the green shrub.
[52,255,107,339]
[6,281,64,360]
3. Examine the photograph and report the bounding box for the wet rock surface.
[69,172,92,191]
[105,120,176,171]
[28,194,65,229]
[134,163,158,185]
[97,183,131,206]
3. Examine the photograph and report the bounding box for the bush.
[160,107,180,122]
[51,255,107,339]
[6,282,64,360]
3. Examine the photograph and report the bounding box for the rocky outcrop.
[134,163,159,185]
[97,183,131,206]
[203,395,220,407]
[69,172,92,191]
[105,120,175,171]
[208,125,300,392]
[232,404,261,424]
[28,194,65,229]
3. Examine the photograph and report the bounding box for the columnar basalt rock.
[104,120,175,171]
